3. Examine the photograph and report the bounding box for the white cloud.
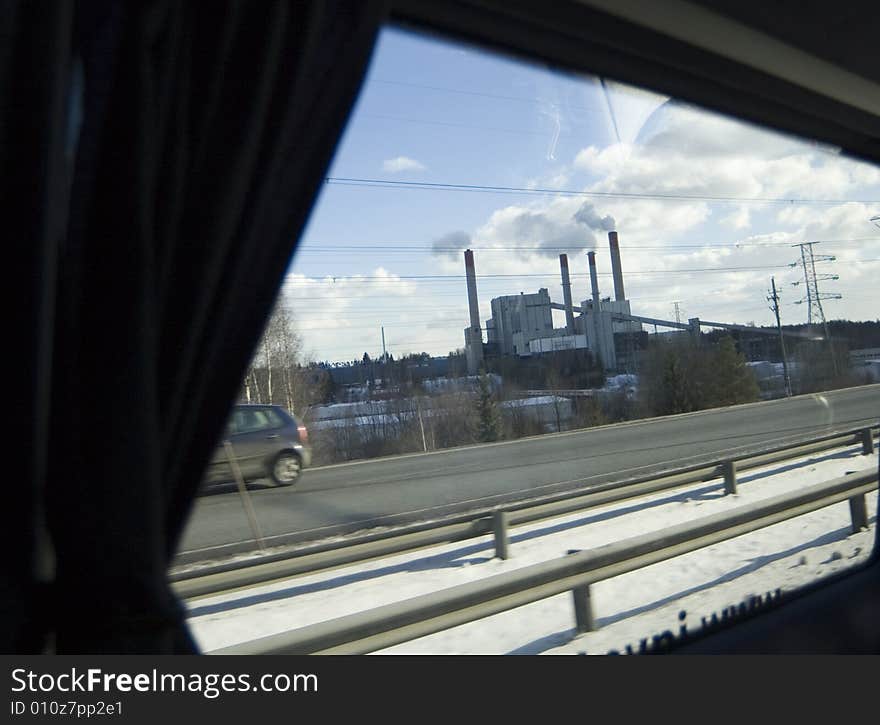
[431,184,878,331]
[382,156,426,173]
[279,269,437,362]
[297,101,880,361]
[574,103,880,203]
[721,206,751,230]
[776,202,878,238]
[771,202,880,284]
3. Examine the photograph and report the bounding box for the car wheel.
[271,451,301,486]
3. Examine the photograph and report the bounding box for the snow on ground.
[185,447,878,654]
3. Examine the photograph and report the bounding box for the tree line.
[235,302,871,467]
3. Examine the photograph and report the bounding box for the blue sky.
[284,25,880,364]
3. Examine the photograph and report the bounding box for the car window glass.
[182,24,879,656]
[226,410,240,436]
[234,409,269,434]
[263,408,285,429]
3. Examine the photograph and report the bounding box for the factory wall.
[528,334,588,354]
[486,295,642,369]
[581,300,617,370]
[490,289,554,356]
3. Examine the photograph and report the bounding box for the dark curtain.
[4,0,385,653]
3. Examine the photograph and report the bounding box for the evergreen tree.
[316,368,337,404]
[475,371,502,442]
[710,336,759,405]
[641,336,758,416]
[660,349,693,414]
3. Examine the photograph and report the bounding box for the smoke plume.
[573,202,616,233]
[431,231,472,260]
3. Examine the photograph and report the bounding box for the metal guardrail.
[210,468,878,655]
[174,425,877,599]
[176,425,877,599]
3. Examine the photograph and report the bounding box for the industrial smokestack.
[608,231,626,301]
[587,250,607,368]
[463,249,484,374]
[588,251,601,304]
[559,254,575,333]
[464,249,481,333]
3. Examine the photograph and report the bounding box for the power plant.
[463,231,646,374]
[462,230,832,375]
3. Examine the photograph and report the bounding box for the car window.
[232,408,275,434]
[261,408,286,429]
[182,24,879,656]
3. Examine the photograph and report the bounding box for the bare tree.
[241,299,309,413]
[545,367,564,433]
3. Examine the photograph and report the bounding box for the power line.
[325,177,880,206]
[288,289,727,312]
[358,113,543,137]
[294,236,880,253]
[369,78,606,115]
[281,264,795,286]
[285,259,880,289]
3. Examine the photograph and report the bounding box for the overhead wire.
[293,236,880,252]
[325,177,880,206]
[368,77,606,115]
[281,264,801,285]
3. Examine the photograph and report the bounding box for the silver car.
[204,404,311,487]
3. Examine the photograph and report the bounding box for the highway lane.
[176,384,880,560]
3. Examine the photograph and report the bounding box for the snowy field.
[185,445,878,655]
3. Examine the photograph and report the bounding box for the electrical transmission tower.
[790,242,841,326]
[791,241,841,377]
[672,301,682,324]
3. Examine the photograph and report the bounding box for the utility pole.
[768,277,792,397]
[381,326,388,388]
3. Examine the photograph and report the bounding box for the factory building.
[463,230,644,374]
[488,289,555,356]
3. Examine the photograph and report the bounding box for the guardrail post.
[849,495,869,533]
[722,460,737,495]
[572,585,595,633]
[860,429,874,455]
[567,550,595,633]
[492,511,510,560]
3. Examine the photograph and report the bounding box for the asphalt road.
[176,385,880,560]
